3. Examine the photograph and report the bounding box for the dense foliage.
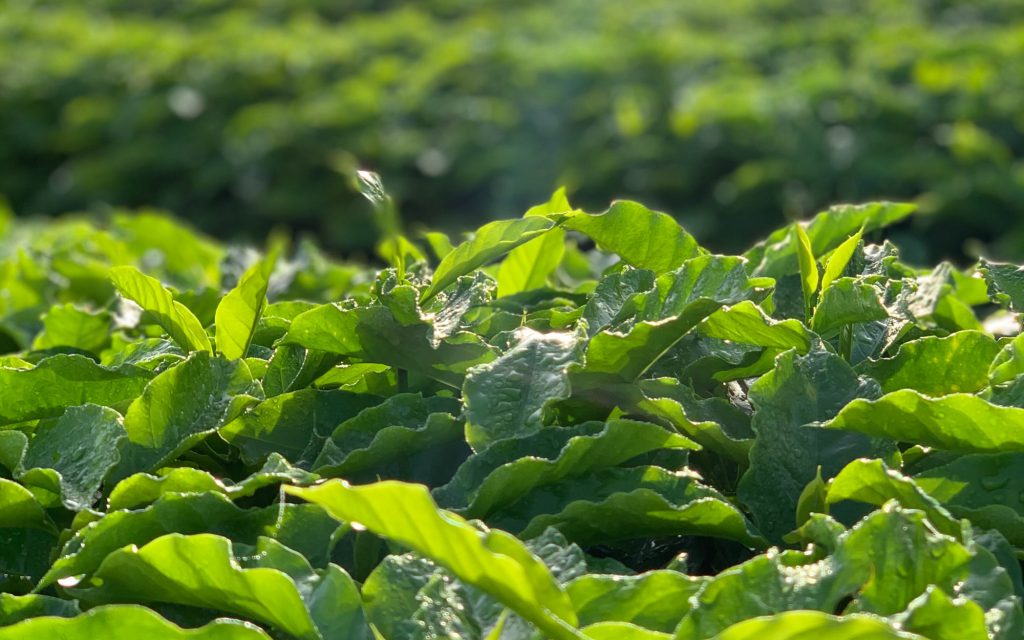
[0,185,1022,639]
[3,0,1024,258]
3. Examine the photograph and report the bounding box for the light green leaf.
[497,189,572,297]
[72,534,366,640]
[568,571,703,632]
[564,201,701,273]
[31,303,111,352]
[464,328,582,450]
[0,355,149,426]
[745,202,916,279]
[857,332,1000,395]
[811,278,888,337]
[110,265,212,352]
[0,593,80,626]
[215,252,277,360]
[989,333,1024,385]
[422,217,558,302]
[820,227,863,294]
[707,611,924,640]
[794,224,819,315]
[284,304,497,387]
[0,605,270,639]
[115,353,261,478]
[981,259,1024,311]
[699,300,811,351]
[892,586,990,640]
[285,480,584,640]
[823,390,1024,453]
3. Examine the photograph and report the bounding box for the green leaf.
[981,259,1024,311]
[0,594,80,626]
[737,349,893,542]
[793,224,819,316]
[827,459,961,538]
[4,404,126,510]
[823,390,1024,453]
[108,453,318,511]
[810,278,888,337]
[422,217,558,302]
[835,504,972,616]
[857,331,1000,395]
[699,300,811,352]
[564,201,701,273]
[568,571,703,632]
[707,611,923,640]
[114,353,261,478]
[913,453,1024,546]
[72,534,366,640]
[285,480,585,640]
[745,202,916,279]
[110,266,212,352]
[989,333,1024,385]
[675,550,859,639]
[489,466,766,548]
[463,328,582,450]
[892,585,990,640]
[578,256,753,382]
[220,388,380,468]
[40,491,340,588]
[0,605,270,639]
[434,420,698,517]
[284,304,497,387]
[820,227,863,293]
[0,355,149,426]
[580,267,656,336]
[215,252,277,360]
[497,189,571,297]
[314,394,465,484]
[31,303,111,352]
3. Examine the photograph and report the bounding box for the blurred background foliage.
[1,0,1023,262]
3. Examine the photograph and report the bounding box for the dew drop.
[980,476,1009,491]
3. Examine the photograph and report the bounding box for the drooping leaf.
[810,278,888,338]
[707,611,924,640]
[737,349,893,542]
[71,534,367,640]
[110,266,212,352]
[823,390,1024,453]
[285,480,584,640]
[699,301,811,352]
[568,571,703,632]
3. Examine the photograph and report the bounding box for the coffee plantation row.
[0,186,1021,639]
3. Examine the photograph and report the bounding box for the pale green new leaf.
[497,189,572,297]
[215,252,276,360]
[423,217,558,301]
[110,266,212,352]
[820,227,863,293]
[794,224,819,315]
[31,303,111,353]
